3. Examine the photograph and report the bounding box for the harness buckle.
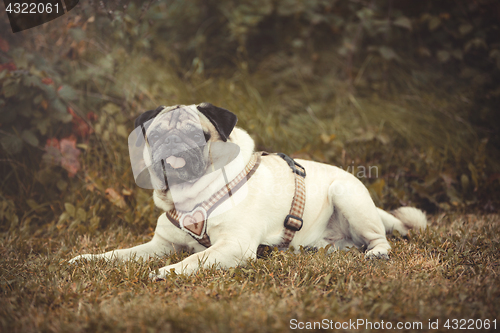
[292,161,306,178]
[284,214,303,232]
[277,153,306,178]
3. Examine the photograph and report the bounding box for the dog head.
[131,103,238,190]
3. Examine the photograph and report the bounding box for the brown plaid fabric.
[279,159,306,248]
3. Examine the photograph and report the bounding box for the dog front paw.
[149,274,166,282]
[149,271,165,281]
[68,254,96,264]
[149,266,178,281]
[365,249,390,260]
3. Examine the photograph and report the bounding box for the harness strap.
[165,152,261,248]
[165,151,307,252]
[256,152,306,253]
[278,154,306,248]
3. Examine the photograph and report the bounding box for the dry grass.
[1,214,499,332]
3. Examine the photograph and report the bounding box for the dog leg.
[328,178,391,259]
[69,213,186,263]
[151,238,255,278]
[69,237,174,263]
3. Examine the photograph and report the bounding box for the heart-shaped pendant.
[180,207,208,239]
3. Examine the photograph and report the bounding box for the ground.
[1,214,499,332]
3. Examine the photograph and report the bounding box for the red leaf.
[42,138,62,165]
[86,112,98,122]
[68,107,93,138]
[46,138,60,149]
[59,137,81,177]
[42,136,81,177]
[72,117,92,138]
[0,37,9,52]
[0,62,16,72]
[42,78,54,85]
[67,107,77,117]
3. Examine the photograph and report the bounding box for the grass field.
[1,213,499,332]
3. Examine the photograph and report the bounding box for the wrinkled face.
[129,103,240,194]
[144,106,212,187]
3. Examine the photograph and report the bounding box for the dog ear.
[134,106,166,147]
[196,103,238,142]
[134,105,166,129]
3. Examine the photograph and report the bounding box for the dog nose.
[165,134,182,146]
[161,134,184,157]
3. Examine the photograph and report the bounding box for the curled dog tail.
[377,207,427,236]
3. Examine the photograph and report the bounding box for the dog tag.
[179,207,208,239]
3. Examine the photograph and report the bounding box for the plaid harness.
[165,152,306,252]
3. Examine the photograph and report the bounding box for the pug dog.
[70,103,427,278]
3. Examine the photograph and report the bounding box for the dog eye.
[193,133,204,144]
[203,132,211,141]
[148,132,160,145]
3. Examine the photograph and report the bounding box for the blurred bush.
[0,0,499,237]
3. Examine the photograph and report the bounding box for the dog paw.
[149,271,164,281]
[68,254,95,264]
[150,275,166,282]
[365,250,390,260]
[149,267,174,281]
[150,264,188,280]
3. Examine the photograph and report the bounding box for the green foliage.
[0,58,70,154]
